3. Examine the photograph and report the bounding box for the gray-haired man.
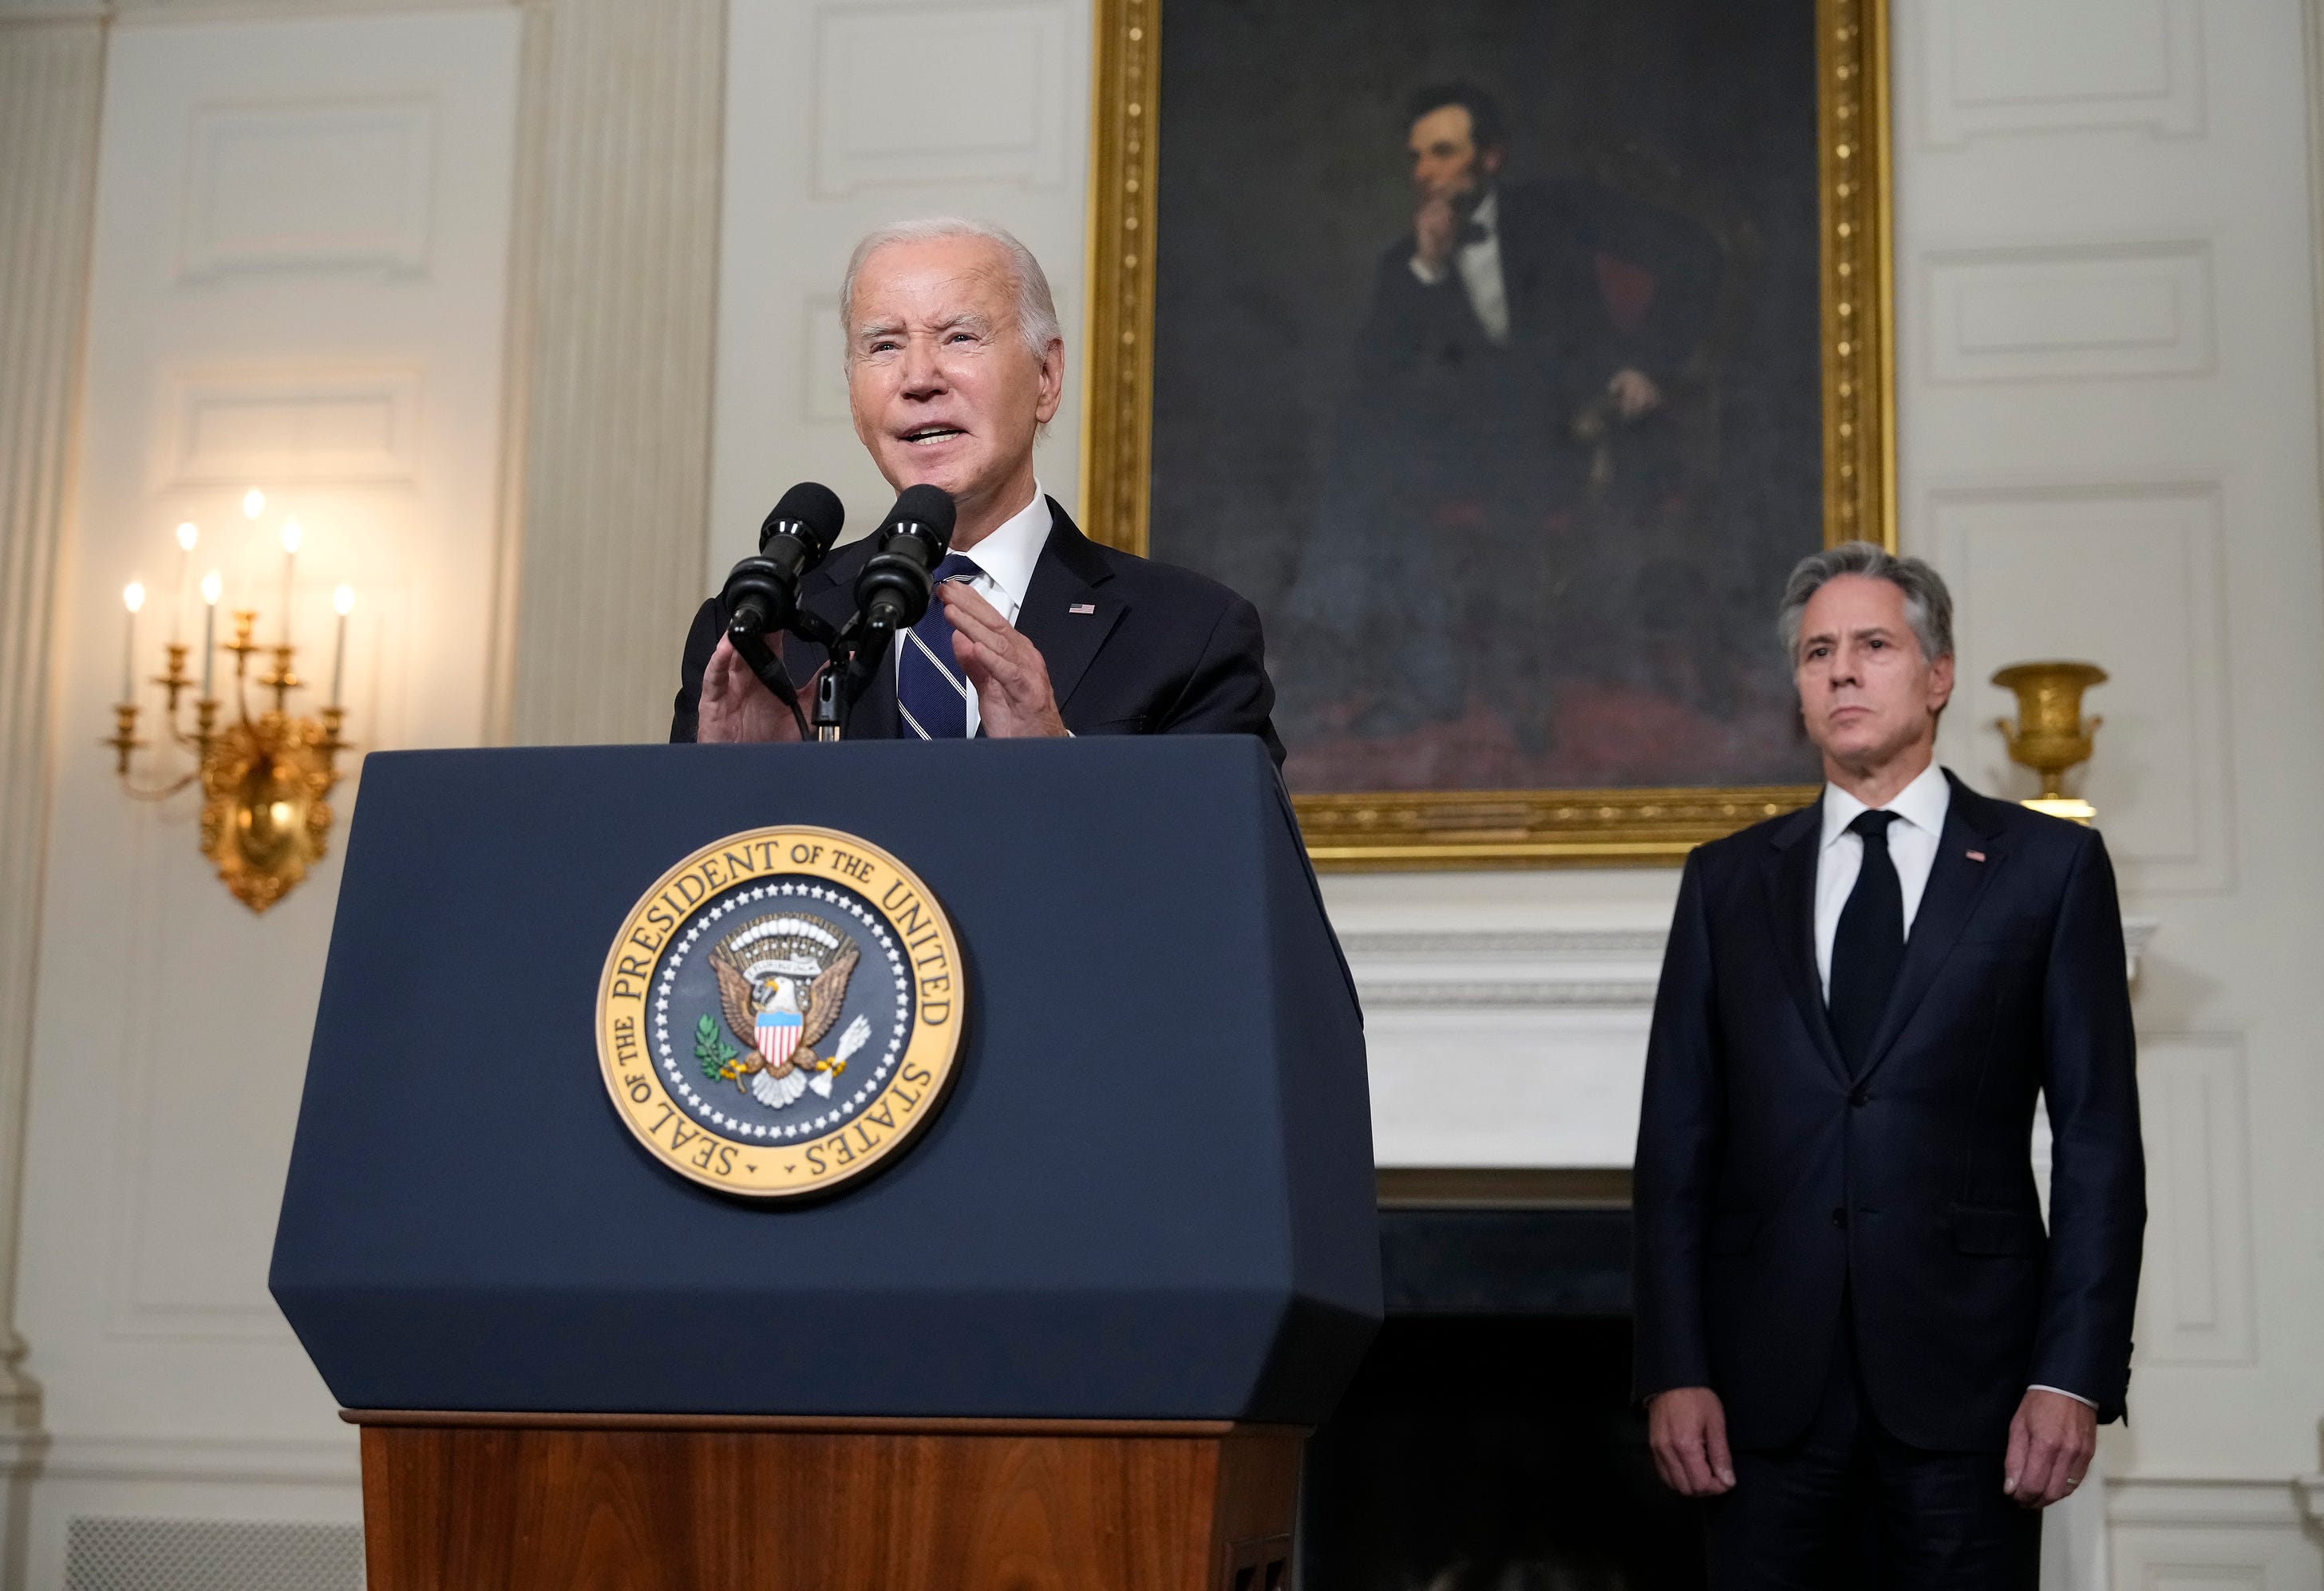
[1632,543,2145,1588]
[670,218,1283,756]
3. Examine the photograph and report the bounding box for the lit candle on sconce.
[330,585,354,709]
[172,522,198,642]
[121,582,146,701]
[200,570,222,697]
[240,491,267,631]
[279,518,302,645]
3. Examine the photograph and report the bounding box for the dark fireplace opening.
[1302,1201,1706,1591]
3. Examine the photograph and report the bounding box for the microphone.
[854,484,957,636]
[724,481,845,642]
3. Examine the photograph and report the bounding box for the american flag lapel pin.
[1966,850,1987,863]
[1068,602,1097,615]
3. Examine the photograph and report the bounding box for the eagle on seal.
[708,931,864,1108]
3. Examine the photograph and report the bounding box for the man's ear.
[1927,650,1957,717]
[1034,338,1065,425]
[1481,146,1504,179]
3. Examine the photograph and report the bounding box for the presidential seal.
[596,826,964,1198]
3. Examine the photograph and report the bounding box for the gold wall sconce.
[105,496,357,913]
[1993,661,2105,825]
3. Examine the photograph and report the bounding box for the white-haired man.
[672,218,1282,757]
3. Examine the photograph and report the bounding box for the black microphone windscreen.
[887,484,957,551]
[762,481,845,558]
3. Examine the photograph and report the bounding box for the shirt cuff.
[2028,1384,2097,1409]
[1409,255,1449,286]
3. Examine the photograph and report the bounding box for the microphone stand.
[796,611,899,744]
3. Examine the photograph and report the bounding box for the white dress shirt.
[1409,188,1512,346]
[910,482,1051,738]
[1812,760,2095,1412]
[1812,760,1950,1002]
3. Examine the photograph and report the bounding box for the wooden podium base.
[346,1411,1302,1591]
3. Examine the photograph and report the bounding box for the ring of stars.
[652,876,913,1143]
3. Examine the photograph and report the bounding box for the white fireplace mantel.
[1346,918,2160,1170]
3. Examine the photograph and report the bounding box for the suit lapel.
[1012,500,1123,713]
[1856,772,2008,1082]
[1766,799,1850,1088]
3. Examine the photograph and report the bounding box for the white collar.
[951,482,1053,613]
[1821,760,1951,850]
[1468,188,1500,240]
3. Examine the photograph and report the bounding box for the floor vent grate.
[64,1517,362,1591]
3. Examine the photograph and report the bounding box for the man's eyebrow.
[851,311,994,341]
[1797,621,1897,653]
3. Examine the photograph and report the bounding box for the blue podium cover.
[270,736,1381,1421]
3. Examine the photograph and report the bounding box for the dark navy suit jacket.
[670,499,1283,763]
[1631,772,2144,1452]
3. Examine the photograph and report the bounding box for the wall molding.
[1926,472,2238,896]
[2139,1031,2259,1365]
[1339,919,2159,1012]
[1913,0,2206,148]
[808,0,1069,195]
[2107,1474,2312,1528]
[1919,234,2218,384]
[2104,1473,2323,1588]
[156,363,424,488]
[0,1432,358,1487]
[178,97,435,282]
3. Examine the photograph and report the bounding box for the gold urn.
[1992,661,2106,823]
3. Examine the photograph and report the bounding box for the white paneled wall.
[6,9,521,1583]
[1900,0,2324,1581]
[0,0,2314,1586]
[708,0,1092,563]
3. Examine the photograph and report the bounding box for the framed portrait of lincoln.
[1082,0,1894,867]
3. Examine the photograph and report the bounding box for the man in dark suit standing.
[672,218,1281,759]
[1633,543,2144,1586]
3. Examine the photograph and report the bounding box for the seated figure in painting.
[1287,81,1721,752]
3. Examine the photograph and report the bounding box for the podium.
[271,737,1381,1589]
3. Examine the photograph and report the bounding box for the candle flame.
[243,488,265,519]
[334,584,355,616]
[200,570,223,605]
[123,582,146,614]
[176,521,199,551]
[281,519,302,555]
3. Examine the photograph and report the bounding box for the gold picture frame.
[1081,0,1895,869]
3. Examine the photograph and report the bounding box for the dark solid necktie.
[1828,809,1904,1076]
[895,553,984,740]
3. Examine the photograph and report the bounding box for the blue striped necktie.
[895,553,984,740]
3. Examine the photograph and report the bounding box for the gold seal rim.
[595,824,965,1199]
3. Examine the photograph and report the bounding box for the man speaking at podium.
[671,218,1283,760]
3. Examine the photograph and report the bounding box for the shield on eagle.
[756,1001,804,1067]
